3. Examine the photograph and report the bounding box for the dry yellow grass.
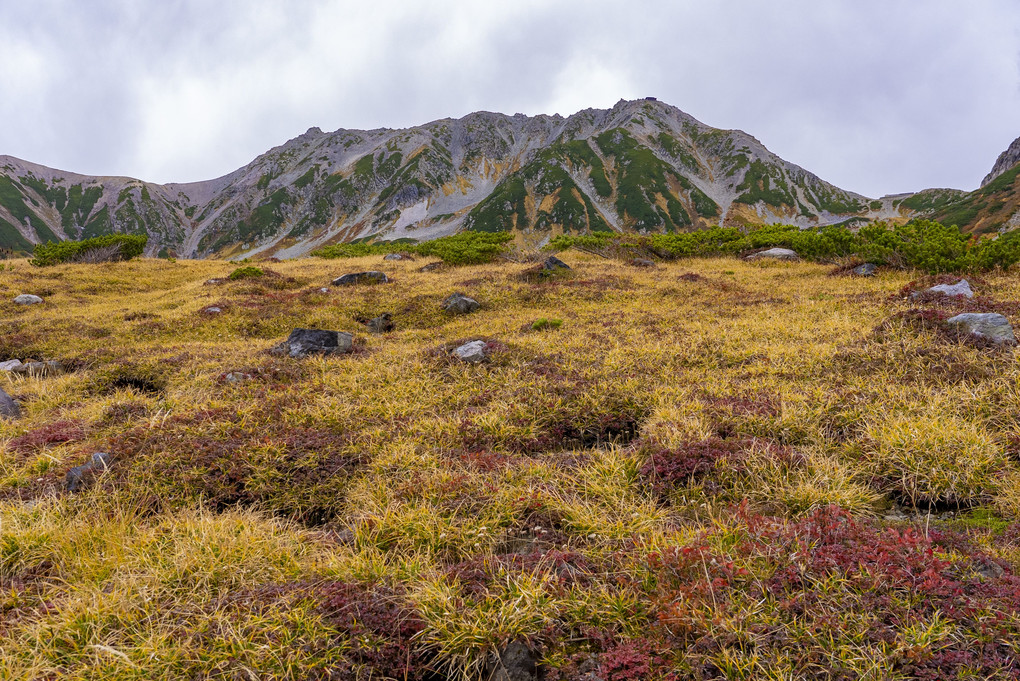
[1,252,1020,678]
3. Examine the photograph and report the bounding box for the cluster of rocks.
[0,359,62,376]
[910,278,1017,346]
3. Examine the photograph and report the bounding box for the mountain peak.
[982,135,1020,187]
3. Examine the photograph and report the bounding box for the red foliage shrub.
[315,582,432,680]
[8,420,85,453]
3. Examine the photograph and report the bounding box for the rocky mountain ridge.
[0,99,1015,258]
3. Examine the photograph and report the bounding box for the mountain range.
[1,98,1017,259]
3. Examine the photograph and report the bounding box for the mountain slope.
[0,99,915,258]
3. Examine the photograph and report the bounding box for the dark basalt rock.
[543,256,571,271]
[331,271,389,286]
[271,328,354,358]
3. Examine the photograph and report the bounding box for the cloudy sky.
[1,0,1018,198]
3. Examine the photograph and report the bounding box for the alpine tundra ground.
[3,251,1020,680]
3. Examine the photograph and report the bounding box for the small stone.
[928,279,974,299]
[204,306,222,314]
[452,340,488,363]
[442,292,480,314]
[0,386,20,419]
[331,271,389,286]
[746,248,799,261]
[384,252,413,261]
[630,258,655,267]
[319,287,329,293]
[945,312,1017,345]
[204,278,225,285]
[542,256,571,271]
[852,263,877,276]
[270,328,354,358]
[65,452,111,492]
[14,294,43,305]
[224,372,253,383]
[365,313,394,333]
[0,359,23,372]
[419,262,445,273]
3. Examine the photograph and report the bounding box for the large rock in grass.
[451,340,489,363]
[914,279,974,300]
[271,328,354,358]
[746,248,799,261]
[852,263,878,277]
[442,292,480,314]
[946,313,1017,345]
[331,271,389,286]
[13,294,43,305]
[65,452,111,492]
[0,386,20,419]
[543,256,571,271]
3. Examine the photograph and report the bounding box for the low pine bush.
[313,232,513,265]
[30,234,148,267]
[547,219,1020,274]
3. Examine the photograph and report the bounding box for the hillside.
[3,252,1020,677]
[0,99,900,259]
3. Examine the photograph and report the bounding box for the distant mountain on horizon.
[1,99,1017,259]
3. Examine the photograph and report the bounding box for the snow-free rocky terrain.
[0,98,1017,259]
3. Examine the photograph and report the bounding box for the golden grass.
[0,252,1019,677]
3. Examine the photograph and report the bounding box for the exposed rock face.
[442,292,480,314]
[746,247,799,261]
[451,340,488,363]
[331,271,389,286]
[946,313,1017,345]
[0,99,879,260]
[271,328,353,358]
[983,135,1020,187]
[14,294,43,305]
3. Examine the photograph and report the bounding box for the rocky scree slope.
[0,99,957,259]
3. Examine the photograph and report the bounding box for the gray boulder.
[852,263,878,276]
[913,279,974,300]
[630,258,655,268]
[451,340,488,363]
[0,386,20,419]
[946,313,1017,345]
[543,256,571,271]
[746,248,799,261]
[66,452,111,492]
[383,253,411,261]
[271,328,354,358]
[0,360,23,372]
[14,294,43,305]
[442,292,480,314]
[331,271,389,286]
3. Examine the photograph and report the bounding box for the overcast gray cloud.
[1,0,1018,197]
